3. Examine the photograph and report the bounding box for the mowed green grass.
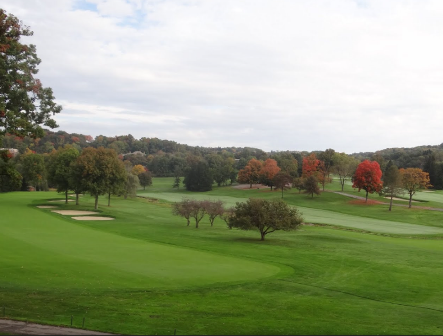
[2,181,443,334]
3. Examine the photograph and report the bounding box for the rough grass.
[3,181,443,334]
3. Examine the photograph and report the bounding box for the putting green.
[0,193,281,290]
[138,192,443,235]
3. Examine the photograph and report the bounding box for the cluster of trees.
[172,198,303,241]
[0,145,153,208]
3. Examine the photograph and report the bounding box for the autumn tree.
[317,161,331,191]
[0,9,62,140]
[190,200,206,228]
[228,198,303,241]
[399,168,431,208]
[237,158,262,188]
[382,162,403,211]
[47,145,79,203]
[203,200,224,226]
[259,158,281,190]
[303,175,320,198]
[172,198,193,226]
[352,160,383,202]
[302,153,320,178]
[138,170,152,190]
[333,153,359,191]
[131,164,146,176]
[273,171,293,198]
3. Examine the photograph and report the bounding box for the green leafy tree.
[273,171,293,198]
[333,153,359,191]
[106,156,127,205]
[183,161,213,192]
[229,198,303,241]
[123,173,139,200]
[47,145,79,203]
[139,170,153,190]
[0,149,22,191]
[303,175,320,198]
[172,165,181,189]
[381,162,403,211]
[0,9,62,140]
[21,152,45,190]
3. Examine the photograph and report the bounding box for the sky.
[3,0,443,154]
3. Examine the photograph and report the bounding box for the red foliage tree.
[302,153,320,178]
[352,160,383,202]
[237,158,263,188]
[259,158,281,190]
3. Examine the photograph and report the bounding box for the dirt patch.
[348,199,383,205]
[36,206,58,209]
[51,210,99,215]
[384,196,418,202]
[232,184,270,190]
[71,216,114,221]
[0,319,114,335]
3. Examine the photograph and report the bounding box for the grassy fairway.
[2,184,443,334]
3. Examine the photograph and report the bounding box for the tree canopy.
[352,160,383,202]
[0,9,62,140]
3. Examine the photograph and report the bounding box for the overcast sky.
[3,0,443,153]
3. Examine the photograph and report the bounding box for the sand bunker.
[36,205,58,209]
[48,199,75,202]
[71,216,114,221]
[51,210,99,215]
[69,194,83,197]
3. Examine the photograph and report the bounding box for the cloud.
[2,0,443,153]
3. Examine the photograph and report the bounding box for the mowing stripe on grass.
[138,192,443,235]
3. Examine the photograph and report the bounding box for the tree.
[0,149,22,191]
[47,145,79,203]
[333,153,359,191]
[399,168,432,208]
[172,198,193,226]
[0,9,62,140]
[302,153,320,178]
[259,158,281,190]
[237,158,262,188]
[203,200,224,226]
[139,170,152,190]
[317,160,331,191]
[273,171,293,198]
[220,206,235,228]
[293,177,305,194]
[106,155,127,205]
[381,162,403,211]
[183,161,213,192]
[318,148,335,186]
[228,198,303,241]
[352,160,383,202]
[123,173,139,199]
[21,152,46,190]
[190,200,206,228]
[303,175,320,198]
[131,164,146,176]
[172,165,181,189]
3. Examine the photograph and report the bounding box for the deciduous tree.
[237,158,262,188]
[273,171,293,198]
[131,164,146,176]
[0,9,62,140]
[259,158,281,190]
[382,162,403,211]
[303,175,320,198]
[203,200,224,226]
[399,168,431,208]
[302,153,320,178]
[183,161,213,192]
[228,198,303,241]
[333,153,359,191]
[352,160,383,202]
[172,198,193,226]
[139,170,152,190]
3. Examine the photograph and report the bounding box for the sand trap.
[36,205,58,209]
[51,210,99,215]
[69,194,83,197]
[48,199,75,202]
[71,216,114,221]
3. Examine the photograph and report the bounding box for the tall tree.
[237,158,262,188]
[183,161,213,192]
[303,175,320,198]
[318,148,335,184]
[333,153,359,191]
[259,158,281,190]
[382,162,403,211]
[352,160,383,202]
[139,170,153,190]
[203,200,224,226]
[273,171,293,198]
[228,198,303,241]
[399,168,432,208]
[0,149,22,191]
[21,152,46,190]
[0,9,62,140]
[302,153,320,178]
[47,145,79,203]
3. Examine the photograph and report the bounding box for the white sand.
[51,210,99,215]
[36,205,58,209]
[71,216,114,221]
[48,199,75,202]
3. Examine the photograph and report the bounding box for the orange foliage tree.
[131,164,146,175]
[352,160,383,202]
[302,153,320,178]
[259,158,281,190]
[399,168,432,208]
[237,158,263,188]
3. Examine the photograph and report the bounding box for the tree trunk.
[341,179,345,191]
[409,193,412,208]
[389,195,393,211]
[65,190,68,204]
[365,190,369,202]
[250,182,252,188]
[186,218,190,226]
[76,193,79,205]
[108,192,111,207]
[260,231,265,241]
[94,195,99,210]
